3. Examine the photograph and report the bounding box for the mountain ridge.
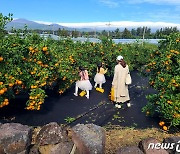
[6,18,93,31]
[5,18,180,32]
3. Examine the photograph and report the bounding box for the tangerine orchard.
[0,14,179,128]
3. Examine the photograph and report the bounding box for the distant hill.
[5,18,69,31]
[5,18,179,33]
[5,18,100,32]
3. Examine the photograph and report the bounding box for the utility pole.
[106,21,111,37]
[142,26,146,46]
[52,25,54,35]
[94,27,97,38]
[49,24,54,35]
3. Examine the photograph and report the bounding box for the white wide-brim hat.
[117,55,123,61]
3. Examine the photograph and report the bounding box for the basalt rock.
[70,123,106,154]
[29,145,40,154]
[0,123,32,154]
[163,136,180,154]
[35,122,65,146]
[41,142,74,154]
[139,137,168,154]
[116,146,144,154]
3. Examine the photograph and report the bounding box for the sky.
[0,0,180,28]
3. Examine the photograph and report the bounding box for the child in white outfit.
[74,66,92,99]
[94,63,108,88]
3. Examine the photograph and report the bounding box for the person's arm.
[100,67,107,74]
[79,71,82,80]
[104,68,108,74]
[85,70,89,80]
[127,65,130,74]
[112,66,118,86]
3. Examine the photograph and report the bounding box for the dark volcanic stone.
[163,136,180,154]
[35,122,64,146]
[116,146,144,154]
[71,123,105,154]
[139,137,168,154]
[0,123,32,154]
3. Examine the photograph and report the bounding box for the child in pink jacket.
[74,66,92,99]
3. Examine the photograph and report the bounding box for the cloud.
[57,21,180,29]
[146,9,180,23]
[98,0,119,8]
[175,5,180,12]
[126,0,180,5]
[34,20,53,25]
[33,19,180,30]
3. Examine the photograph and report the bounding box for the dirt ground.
[105,126,180,154]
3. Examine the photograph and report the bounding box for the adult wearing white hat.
[112,55,131,108]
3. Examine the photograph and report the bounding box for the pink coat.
[79,70,89,80]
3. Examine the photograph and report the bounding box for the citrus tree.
[1,13,158,112]
[143,32,180,128]
[0,13,13,37]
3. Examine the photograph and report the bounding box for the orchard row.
[0,31,179,127]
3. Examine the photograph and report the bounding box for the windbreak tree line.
[10,26,179,39]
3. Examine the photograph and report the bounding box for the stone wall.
[0,122,179,154]
[0,122,105,154]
